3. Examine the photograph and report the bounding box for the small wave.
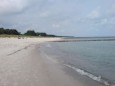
[64,64,115,86]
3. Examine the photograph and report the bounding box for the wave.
[64,64,115,86]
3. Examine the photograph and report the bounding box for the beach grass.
[0,34,19,38]
[0,34,58,39]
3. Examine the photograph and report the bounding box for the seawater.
[42,40,115,86]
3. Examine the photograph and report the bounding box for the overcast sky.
[0,0,115,36]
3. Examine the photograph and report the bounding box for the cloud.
[108,4,115,16]
[52,24,60,28]
[99,18,108,25]
[88,7,101,19]
[0,0,115,36]
[39,11,50,18]
[109,17,115,24]
[0,0,28,15]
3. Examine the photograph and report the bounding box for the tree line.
[0,28,20,35]
[0,28,56,37]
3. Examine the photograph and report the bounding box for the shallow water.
[41,40,115,86]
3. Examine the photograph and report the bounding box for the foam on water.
[64,64,115,86]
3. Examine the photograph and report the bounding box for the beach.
[0,37,83,86]
[0,37,110,86]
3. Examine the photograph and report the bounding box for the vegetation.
[0,27,56,37]
[0,28,20,35]
[24,30,36,36]
[24,30,55,37]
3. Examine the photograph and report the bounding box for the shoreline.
[0,37,83,86]
[38,42,108,86]
[0,37,109,86]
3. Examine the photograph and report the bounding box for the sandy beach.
[0,37,107,86]
[0,37,84,86]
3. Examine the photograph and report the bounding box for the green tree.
[4,29,20,35]
[39,33,47,36]
[0,28,4,34]
[24,30,36,36]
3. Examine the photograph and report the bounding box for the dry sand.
[0,37,60,57]
[0,37,85,86]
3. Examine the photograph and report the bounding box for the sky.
[0,0,115,37]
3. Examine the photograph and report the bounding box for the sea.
[40,37,115,86]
